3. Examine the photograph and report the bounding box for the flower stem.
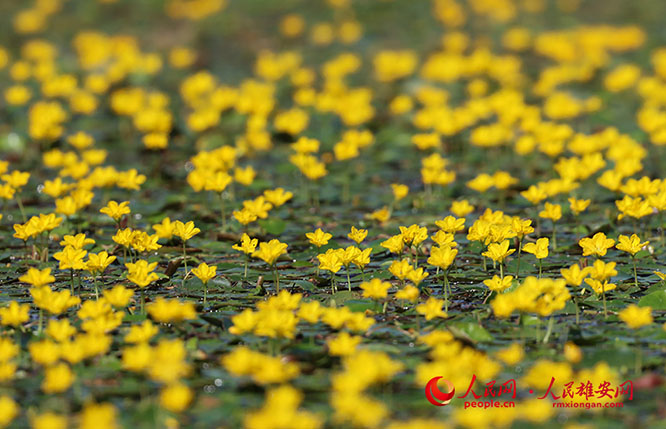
[542,316,554,344]
[635,333,642,375]
[219,192,227,231]
[515,239,523,278]
[552,223,557,251]
[444,271,450,313]
[632,256,638,288]
[273,266,280,294]
[182,241,188,290]
[15,196,26,222]
[413,247,418,269]
[204,282,208,307]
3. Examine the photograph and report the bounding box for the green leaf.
[344,299,376,312]
[638,289,666,309]
[258,218,287,235]
[450,321,494,342]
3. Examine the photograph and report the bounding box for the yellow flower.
[352,248,372,270]
[297,301,322,323]
[46,319,76,342]
[427,246,457,270]
[234,166,256,186]
[495,343,524,365]
[191,262,216,284]
[483,275,514,292]
[147,298,196,323]
[263,188,293,207]
[19,267,55,287]
[388,259,413,280]
[435,215,465,233]
[42,363,75,393]
[160,383,193,413]
[31,288,80,316]
[563,341,582,363]
[584,278,617,294]
[380,235,404,254]
[568,197,591,215]
[328,332,362,356]
[86,251,117,275]
[482,240,515,263]
[391,183,409,201]
[125,320,159,343]
[99,200,130,221]
[0,302,30,327]
[511,218,534,239]
[395,284,419,302]
[347,226,368,244]
[79,403,118,429]
[450,199,474,217]
[399,224,428,247]
[173,220,201,241]
[339,246,361,266]
[2,170,30,189]
[232,208,258,225]
[368,207,390,224]
[522,237,549,259]
[125,260,160,288]
[117,169,146,190]
[252,239,288,266]
[467,173,495,193]
[0,396,17,427]
[59,233,95,249]
[112,228,134,248]
[122,343,152,372]
[317,249,343,274]
[103,285,134,308]
[616,234,648,256]
[232,233,258,254]
[416,297,447,320]
[539,202,562,221]
[589,259,617,281]
[520,185,547,205]
[579,232,615,257]
[360,279,391,299]
[204,172,233,193]
[152,217,175,239]
[306,228,332,247]
[30,412,67,429]
[560,263,592,286]
[616,195,653,220]
[618,304,653,329]
[522,360,573,390]
[53,246,87,270]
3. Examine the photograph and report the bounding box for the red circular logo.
[425,376,456,406]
